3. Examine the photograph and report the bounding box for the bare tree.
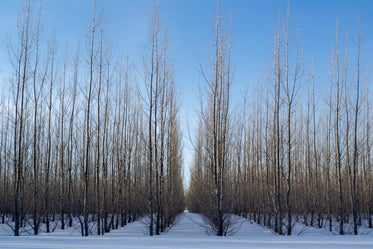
[196,1,233,236]
[10,0,32,236]
[283,7,302,236]
[45,33,57,234]
[145,3,160,236]
[31,2,46,235]
[351,21,362,235]
[83,0,97,237]
[331,21,345,235]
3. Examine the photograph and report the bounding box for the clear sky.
[1,0,372,186]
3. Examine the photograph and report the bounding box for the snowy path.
[1,212,373,248]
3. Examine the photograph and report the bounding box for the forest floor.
[1,211,373,248]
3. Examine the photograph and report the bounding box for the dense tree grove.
[1,0,372,239]
[187,6,372,236]
[0,0,184,236]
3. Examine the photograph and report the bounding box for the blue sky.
[1,0,372,185]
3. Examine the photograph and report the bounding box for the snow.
[1,211,373,248]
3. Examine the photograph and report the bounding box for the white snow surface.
[1,211,373,248]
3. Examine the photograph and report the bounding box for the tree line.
[187,5,372,236]
[0,0,184,236]
[1,0,372,238]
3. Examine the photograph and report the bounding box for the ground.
[1,211,373,248]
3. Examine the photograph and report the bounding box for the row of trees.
[187,6,372,236]
[0,0,184,237]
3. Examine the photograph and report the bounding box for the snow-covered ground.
[1,211,373,248]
